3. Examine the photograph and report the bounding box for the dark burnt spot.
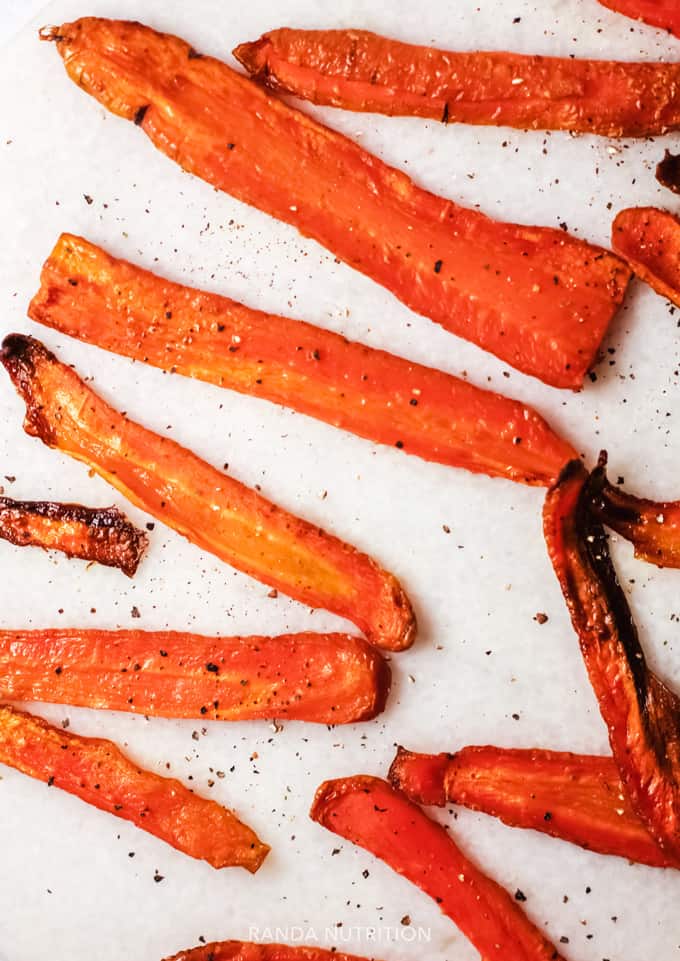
[134,104,149,126]
[656,150,680,195]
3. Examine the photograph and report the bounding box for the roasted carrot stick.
[591,452,680,568]
[0,703,268,870]
[0,335,414,652]
[28,233,577,486]
[544,460,680,860]
[389,745,677,868]
[163,942,377,961]
[0,629,389,724]
[41,19,631,389]
[234,27,680,138]
[612,207,680,307]
[310,776,565,961]
[0,494,147,576]
[598,0,680,38]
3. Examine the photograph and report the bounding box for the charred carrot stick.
[591,452,680,568]
[0,335,414,652]
[598,0,680,38]
[0,629,389,724]
[163,942,377,961]
[389,745,677,868]
[41,19,630,389]
[0,494,147,576]
[612,207,680,308]
[235,27,680,138]
[29,233,577,486]
[311,776,565,961]
[544,460,680,860]
[0,703,268,870]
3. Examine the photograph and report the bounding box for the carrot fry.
[0,335,414,652]
[41,18,631,389]
[235,27,680,137]
[0,629,390,724]
[612,207,680,307]
[389,745,677,868]
[29,233,577,486]
[310,775,565,961]
[0,494,147,576]
[591,452,680,568]
[598,0,680,39]
[544,460,680,859]
[163,942,377,961]
[0,703,268,870]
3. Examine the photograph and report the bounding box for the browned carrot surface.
[544,460,680,859]
[0,629,390,724]
[389,745,678,868]
[235,27,680,137]
[29,233,577,486]
[0,704,268,870]
[0,334,415,652]
[41,18,631,389]
[612,207,680,307]
[0,494,147,576]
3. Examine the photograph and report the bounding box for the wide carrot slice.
[612,207,680,307]
[0,629,389,724]
[163,942,377,961]
[544,460,680,860]
[0,494,147,576]
[310,775,565,961]
[389,745,677,869]
[591,452,680,568]
[0,335,414,652]
[40,19,630,389]
[0,703,268,870]
[29,233,577,486]
[598,0,680,38]
[234,27,680,138]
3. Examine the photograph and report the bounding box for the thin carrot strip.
[591,452,680,568]
[0,335,415,651]
[544,460,680,859]
[41,18,630,389]
[598,0,680,38]
[163,942,377,961]
[234,27,680,137]
[0,703,268,870]
[0,494,147,576]
[612,207,680,307]
[0,629,390,724]
[28,233,577,486]
[310,776,565,961]
[389,745,677,868]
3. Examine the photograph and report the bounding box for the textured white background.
[0,1,679,959]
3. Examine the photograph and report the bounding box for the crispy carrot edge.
[544,460,680,860]
[310,775,565,961]
[0,334,414,652]
[612,207,680,307]
[0,494,147,576]
[28,232,578,486]
[0,703,268,870]
[591,451,680,568]
[41,18,631,388]
[389,745,678,869]
[0,629,390,724]
[163,941,377,961]
[598,0,680,39]
[234,27,680,137]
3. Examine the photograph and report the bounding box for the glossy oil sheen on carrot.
[0,334,414,651]
[29,233,577,485]
[43,18,630,388]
